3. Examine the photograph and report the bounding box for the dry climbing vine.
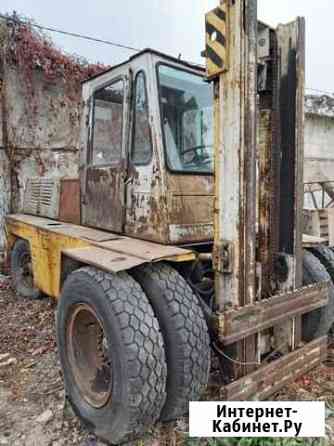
[2,12,108,100]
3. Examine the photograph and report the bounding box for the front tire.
[56,267,167,444]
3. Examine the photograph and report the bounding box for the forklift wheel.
[56,267,167,444]
[302,249,334,341]
[132,262,210,421]
[11,239,41,299]
[310,245,334,283]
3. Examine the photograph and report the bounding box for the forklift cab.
[80,49,214,245]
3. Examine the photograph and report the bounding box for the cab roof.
[82,48,205,84]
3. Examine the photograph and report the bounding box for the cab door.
[82,72,131,233]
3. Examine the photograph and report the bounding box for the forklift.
[4,0,331,443]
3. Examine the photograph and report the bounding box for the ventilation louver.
[23,177,61,219]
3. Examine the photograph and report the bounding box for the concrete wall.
[304,113,334,183]
[0,62,81,267]
[3,68,80,211]
[304,95,334,183]
[305,114,334,160]
[304,95,334,209]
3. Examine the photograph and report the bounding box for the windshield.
[158,64,213,174]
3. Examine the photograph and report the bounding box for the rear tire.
[302,250,334,341]
[132,262,210,421]
[56,267,167,444]
[10,239,41,299]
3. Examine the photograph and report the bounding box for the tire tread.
[134,263,210,420]
[303,249,334,340]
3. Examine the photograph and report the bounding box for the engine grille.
[23,177,61,219]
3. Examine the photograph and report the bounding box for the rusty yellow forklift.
[4,0,332,443]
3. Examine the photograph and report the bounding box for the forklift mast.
[208,0,328,395]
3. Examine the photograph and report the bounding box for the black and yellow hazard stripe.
[205,4,228,78]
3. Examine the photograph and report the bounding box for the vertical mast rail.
[208,0,258,377]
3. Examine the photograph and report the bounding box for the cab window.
[158,64,213,174]
[91,79,124,165]
[131,72,152,165]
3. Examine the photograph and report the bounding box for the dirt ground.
[1,273,334,446]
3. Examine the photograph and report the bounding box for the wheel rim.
[67,304,113,408]
[19,251,34,289]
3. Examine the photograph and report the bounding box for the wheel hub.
[20,252,33,288]
[67,304,112,408]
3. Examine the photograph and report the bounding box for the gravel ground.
[1,274,334,445]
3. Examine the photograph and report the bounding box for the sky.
[0,1,333,93]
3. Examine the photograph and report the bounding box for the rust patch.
[83,165,124,233]
[59,178,81,225]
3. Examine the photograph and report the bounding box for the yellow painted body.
[5,214,196,299]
